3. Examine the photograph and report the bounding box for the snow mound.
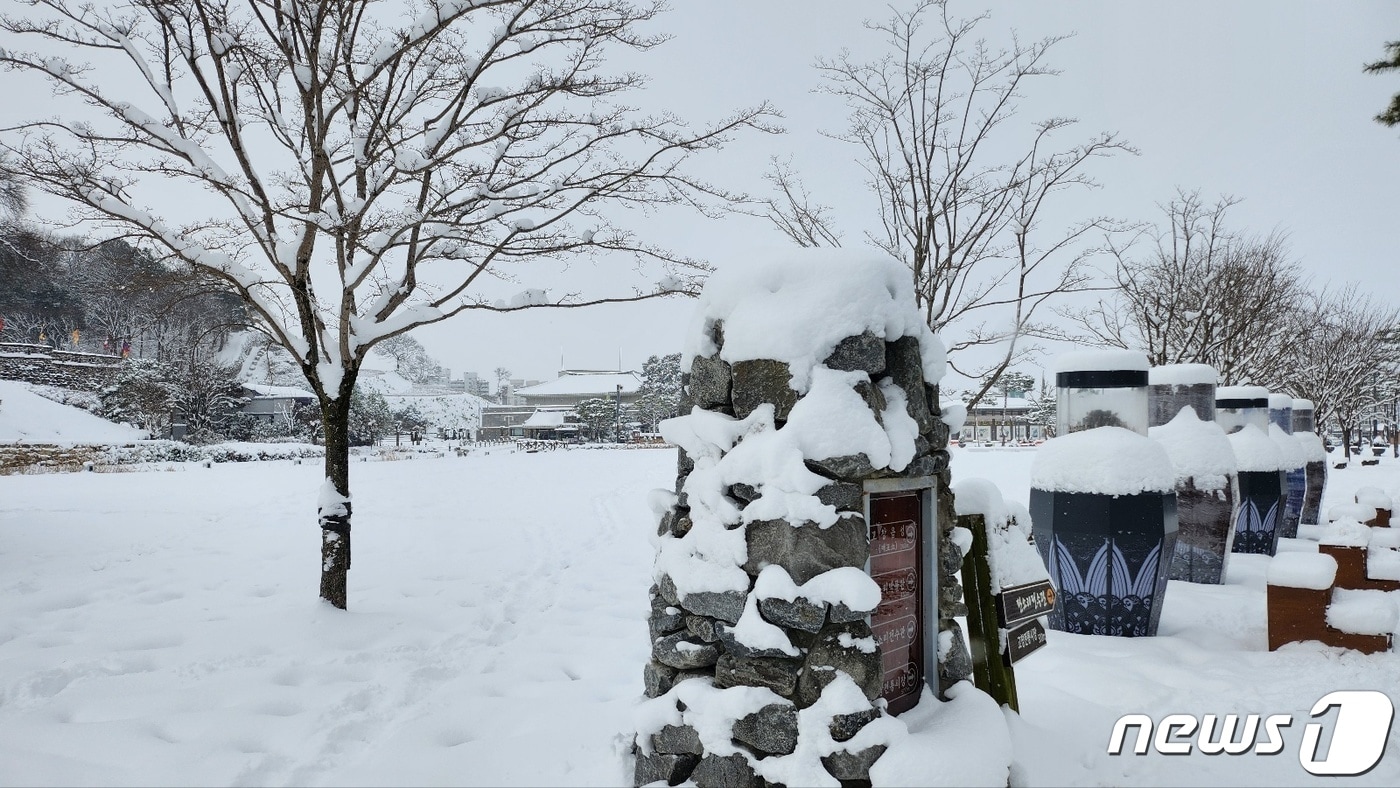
[1369,546,1400,581]
[1294,431,1328,463]
[1329,503,1377,525]
[1268,393,1294,411]
[952,478,1050,589]
[1327,589,1398,635]
[1267,551,1337,589]
[1227,424,1287,473]
[681,249,946,392]
[1030,426,1175,496]
[1355,486,1392,511]
[1148,408,1235,491]
[0,380,147,444]
[1268,424,1304,470]
[1317,519,1373,547]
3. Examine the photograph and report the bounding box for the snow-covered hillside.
[0,380,146,444]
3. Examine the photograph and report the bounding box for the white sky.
[418,0,1400,389]
[7,1,1399,391]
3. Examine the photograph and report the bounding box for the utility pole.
[615,384,623,443]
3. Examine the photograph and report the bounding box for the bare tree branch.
[760,0,1133,406]
[0,0,777,608]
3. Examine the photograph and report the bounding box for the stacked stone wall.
[636,326,970,787]
[0,344,120,391]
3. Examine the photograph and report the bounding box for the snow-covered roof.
[969,396,1034,412]
[516,371,641,398]
[242,383,316,399]
[521,410,569,428]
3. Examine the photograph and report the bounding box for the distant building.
[494,377,542,406]
[515,369,642,409]
[519,408,582,441]
[460,371,491,398]
[478,405,537,440]
[960,395,1043,444]
[238,382,316,424]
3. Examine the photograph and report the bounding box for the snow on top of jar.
[1052,348,1149,374]
[1215,385,1269,404]
[1147,363,1217,386]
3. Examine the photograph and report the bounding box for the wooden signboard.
[996,580,1056,628]
[866,479,936,716]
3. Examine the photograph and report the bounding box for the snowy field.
[2,445,1399,786]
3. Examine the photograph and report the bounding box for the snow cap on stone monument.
[682,249,945,392]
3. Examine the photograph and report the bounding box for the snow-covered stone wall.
[0,344,121,391]
[635,251,960,787]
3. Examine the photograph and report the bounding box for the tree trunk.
[1342,424,1353,461]
[319,389,354,609]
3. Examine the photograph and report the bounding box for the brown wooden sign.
[869,490,924,716]
[996,579,1056,628]
[1005,617,1048,664]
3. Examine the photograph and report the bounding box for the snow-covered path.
[0,449,667,786]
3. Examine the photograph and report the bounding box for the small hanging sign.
[1005,617,1049,664]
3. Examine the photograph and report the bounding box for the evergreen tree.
[1027,381,1058,439]
[172,358,247,444]
[636,353,682,431]
[1365,41,1400,127]
[575,398,617,442]
[98,357,177,436]
[392,402,431,439]
[348,389,394,447]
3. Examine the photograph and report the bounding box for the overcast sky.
[8,1,1399,390]
[410,0,1400,389]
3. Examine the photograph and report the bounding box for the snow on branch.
[2,0,777,399]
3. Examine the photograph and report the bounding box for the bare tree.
[1,0,775,608]
[763,0,1133,406]
[493,365,511,403]
[0,167,25,220]
[1067,190,1308,387]
[1282,287,1400,459]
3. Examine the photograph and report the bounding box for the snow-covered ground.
[1,444,1398,785]
[0,380,146,444]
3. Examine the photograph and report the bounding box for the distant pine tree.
[636,353,682,431]
[1365,41,1400,126]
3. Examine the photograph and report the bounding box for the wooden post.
[958,513,1019,711]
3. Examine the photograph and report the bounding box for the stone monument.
[633,251,959,787]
